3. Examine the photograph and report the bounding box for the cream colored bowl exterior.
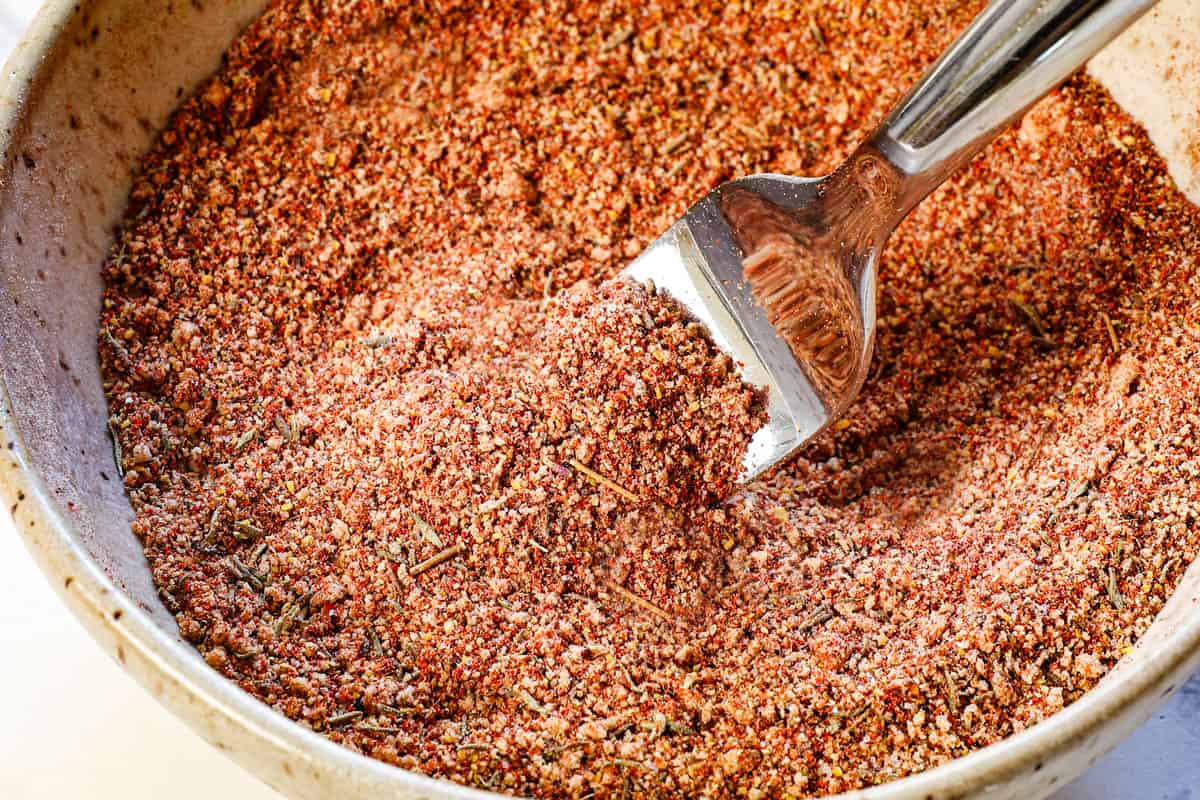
[0,2,1197,799]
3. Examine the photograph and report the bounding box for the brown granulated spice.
[100,1,1200,798]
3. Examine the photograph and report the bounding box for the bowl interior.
[1,3,1199,800]
[0,0,267,633]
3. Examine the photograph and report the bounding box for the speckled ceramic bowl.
[1,1,1198,799]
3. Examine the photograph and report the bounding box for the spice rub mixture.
[100,1,1200,798]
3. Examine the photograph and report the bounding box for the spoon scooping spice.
[625,0,1156,481]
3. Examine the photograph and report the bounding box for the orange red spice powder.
[100,1,1200,797]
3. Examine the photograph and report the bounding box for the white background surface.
[0,1,1197,798]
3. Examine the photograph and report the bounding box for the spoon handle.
[868,0,1157,224]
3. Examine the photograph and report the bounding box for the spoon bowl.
[623,165,887,480]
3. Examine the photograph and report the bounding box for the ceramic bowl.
[2,1,1198,798]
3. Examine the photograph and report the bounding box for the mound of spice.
[100,1,1200,798]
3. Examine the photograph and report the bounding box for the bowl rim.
[1,2,1198,799]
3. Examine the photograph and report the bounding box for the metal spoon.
[623,0,1156,481]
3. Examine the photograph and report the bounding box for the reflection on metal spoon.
[724,190,860,402]
[719,150,899,404]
